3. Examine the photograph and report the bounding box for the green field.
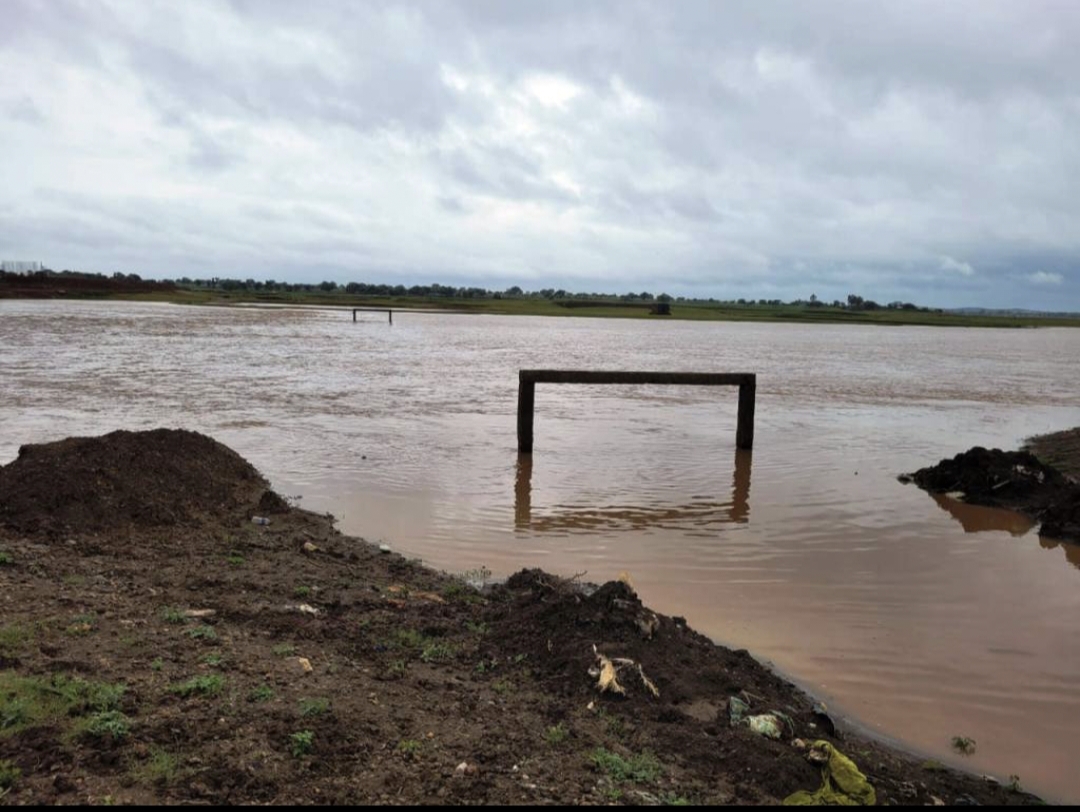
[106,287,1080,328]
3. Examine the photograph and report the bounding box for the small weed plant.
[169,675,225,698]
[589,748,662,784]
[299,697,330,717]
[290,730,314,757]
[951,735,977,756]
[249,685,274,703]
[544,722,568,745]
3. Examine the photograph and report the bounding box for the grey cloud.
[2,0,1079,308]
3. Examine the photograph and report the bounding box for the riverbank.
[0,429,1047,804]
[4,274,1080,327]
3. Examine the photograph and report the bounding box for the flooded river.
[2,299,1079,800]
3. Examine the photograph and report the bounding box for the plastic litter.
[783,740,876,806]
[728,695,750,725]
[251,516,270,526]
[748,714,783,739]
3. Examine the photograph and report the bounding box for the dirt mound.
[0,428,274,538]
[908,447,1069,511]
[905,446,1080,543]
[487,569,804,715]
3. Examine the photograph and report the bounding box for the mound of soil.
[0,430,1051,804]
[0,428,274,538]
[905,446,1080,543]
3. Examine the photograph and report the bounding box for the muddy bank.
[903,443,1080,544]
[0,430,1044,804]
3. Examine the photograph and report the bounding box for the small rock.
[378,544,392,554]
[930,796,946,806]
[296,657,313,673]
[302,541,319,554]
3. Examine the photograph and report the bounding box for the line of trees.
[1,269,930,311]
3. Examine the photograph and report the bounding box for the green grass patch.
[169,674,225,698]
[442,579,485,604]
[66,613,97,635]
[185,625,218,642]
[0,624,33,655]
[0,552,12,566]
[298,697,329,717]
[293,586,311,598]
[80,710,131,741]
[420,642,457,663]
[0,759,20,791]
[271,643,296,657]
[150,658,164,672]
[226,554,244,567]
[160,607,187,625]
[544,722,568,745]
[392,629,426,650]
[290,730,314,757]
[248,684,274,703]
[397,739,422,757]
[0,672,125,738]
[589,748,662,784]
[135,746,180,786]
[201,653,224,668]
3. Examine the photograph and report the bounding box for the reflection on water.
[1040,536,1080,570]
[4,300,1080,802]
[929,492,1037,536]
[515,448,751,532]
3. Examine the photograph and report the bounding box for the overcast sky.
[2,0,1078,308]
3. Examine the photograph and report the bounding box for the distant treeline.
[0,268,933,312]
[0,269,175,297]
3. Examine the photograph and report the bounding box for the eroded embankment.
[0,429,1045,805]
[904,444,1080,543]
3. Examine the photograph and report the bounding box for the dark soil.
[0,430,1045,805]
[905,445,1080,543]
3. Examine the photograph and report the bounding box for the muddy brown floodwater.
[2,300,1080,801]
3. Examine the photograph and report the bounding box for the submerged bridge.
[516,370,756,453]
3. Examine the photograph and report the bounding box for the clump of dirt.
[1041,492,1080,542]
[0,428,282,539]
[904,446,1080,543]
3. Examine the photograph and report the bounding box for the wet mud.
[0,429,1045,804]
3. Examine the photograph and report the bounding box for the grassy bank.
[99,288,1080,328]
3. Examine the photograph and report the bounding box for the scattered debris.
[728,695,750,725]
[589,645,660,699]
[810,702,836,736]
[454,762,478,777]
[747,714,783,740]
[784,740,876,806]
[183,609,216,619]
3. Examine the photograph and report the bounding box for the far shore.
[3,275,1080,328]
